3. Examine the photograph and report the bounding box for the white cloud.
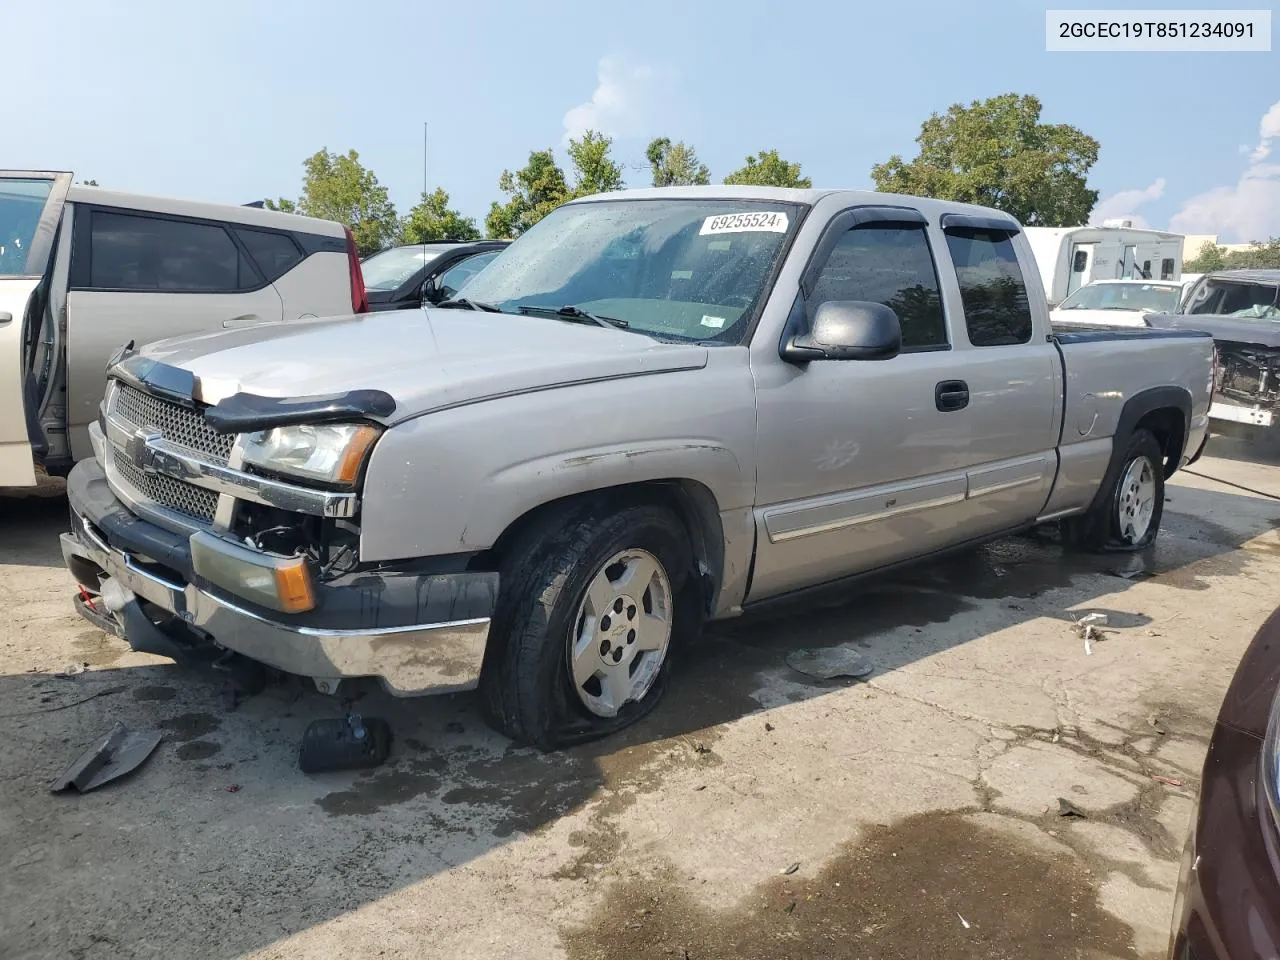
[1090,178,1166,227]
[1170,100,1280,242]
[561,55,680,145]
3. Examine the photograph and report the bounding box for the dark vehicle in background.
[1146,270,1280,444]
[1167,605,1280,959]
[360,240,508,312]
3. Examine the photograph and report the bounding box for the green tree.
[1185,241,1227,272]
[400,187,480,243]
[268,148,399,255]
[723,149,812,188]
[485,149,570,238]
[264,197,297,213]
[870,94,1099,227]
[567,130,625,197]
[78,179,99,187]
[647,137,710,187]
[1186,237,1280,272]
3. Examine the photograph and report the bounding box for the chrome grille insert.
[113,384,233,463]
[111,449,219,524]
[106,382,231,529]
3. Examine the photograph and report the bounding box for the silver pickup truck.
[61,186,1214,747]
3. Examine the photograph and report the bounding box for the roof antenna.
[430,119,435,308]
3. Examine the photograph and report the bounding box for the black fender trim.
[1084,386,1192,515]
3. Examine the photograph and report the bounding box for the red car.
[1168,605,1280,957]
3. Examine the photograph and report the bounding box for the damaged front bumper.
[61,458,498,697]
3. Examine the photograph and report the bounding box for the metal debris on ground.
[957,913,971,929]
[50,721,162,794]
[1151,774,1184,787]
[1057,797,1088,819]
[1071,613,1108,655]
[782,861,800,875]
[785,646,874,680]
[1148,715,1167,735]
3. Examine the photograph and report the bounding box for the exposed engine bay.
[1216,342,1280,409]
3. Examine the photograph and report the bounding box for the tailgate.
[0,171,71,486]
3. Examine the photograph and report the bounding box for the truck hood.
[1145,312,1280,349]
[1049,308,1150,329]
[138,308,710,420]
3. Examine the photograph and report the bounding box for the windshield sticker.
[700,211,789,235]
[700,315,726,329]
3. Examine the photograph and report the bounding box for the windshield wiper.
[516,304,629,330]
[436,297,504,313]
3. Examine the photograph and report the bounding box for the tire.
[479,502,695,749]
[1062,428,1165,553]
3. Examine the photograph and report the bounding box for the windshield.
[0,178,54,276]
[1183,277,1280,319]
[1057,282,1182,313]
[458,198,804,343]
[360,245,451,291]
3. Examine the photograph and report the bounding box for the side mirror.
[421,276,444,304]
[781,300,902,363]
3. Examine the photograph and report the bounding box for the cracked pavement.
[3,455,1279,959]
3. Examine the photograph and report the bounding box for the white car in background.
[1,171,367,489]
[1049,278,1186,329]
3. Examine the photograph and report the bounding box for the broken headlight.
[242,423,381,487]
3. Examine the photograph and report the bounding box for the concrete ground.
[3,453,1279,960]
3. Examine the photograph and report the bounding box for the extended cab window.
[945,229,1033,346]
[85,211,257,292]
[808,225,948,351]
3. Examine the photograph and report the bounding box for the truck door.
[64,205,285,459]
[749,208,988,600]
[1066,243,1092,296]
[0,171,72,487]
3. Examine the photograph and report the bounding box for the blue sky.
[9,0,1279,240]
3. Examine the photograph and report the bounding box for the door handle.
[0,312,12,325]
[221,314,264,328]
[935,380,970,412]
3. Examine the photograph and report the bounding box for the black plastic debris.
[298,713,391,774]
[51,722,162,793]
[1057,797,1088,819]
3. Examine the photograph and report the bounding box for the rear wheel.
[479,502,693,748]
[1062,428,1165,553]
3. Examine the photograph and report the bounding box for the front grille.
[112,448,219,524]
[107,382,231,527]
[113,384,233,463]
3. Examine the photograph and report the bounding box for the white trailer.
[1025,221,1185,306]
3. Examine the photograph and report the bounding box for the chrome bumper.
[62,514,493,698]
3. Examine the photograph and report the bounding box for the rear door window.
[236,228,303,282]
[82,211,258,292]
[807,224,949,351]
[945,229,1033,346]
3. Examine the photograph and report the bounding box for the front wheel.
[479,503,693,748]
[1062,428,1165,553]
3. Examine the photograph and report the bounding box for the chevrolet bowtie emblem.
[126,428,163,472]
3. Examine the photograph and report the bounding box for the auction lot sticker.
[700,212,790,235]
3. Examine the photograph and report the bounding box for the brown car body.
[1169,606,1280,958]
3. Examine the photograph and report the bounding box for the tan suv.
[0,171,367,488]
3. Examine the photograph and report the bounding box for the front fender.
[357,360,758,566]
